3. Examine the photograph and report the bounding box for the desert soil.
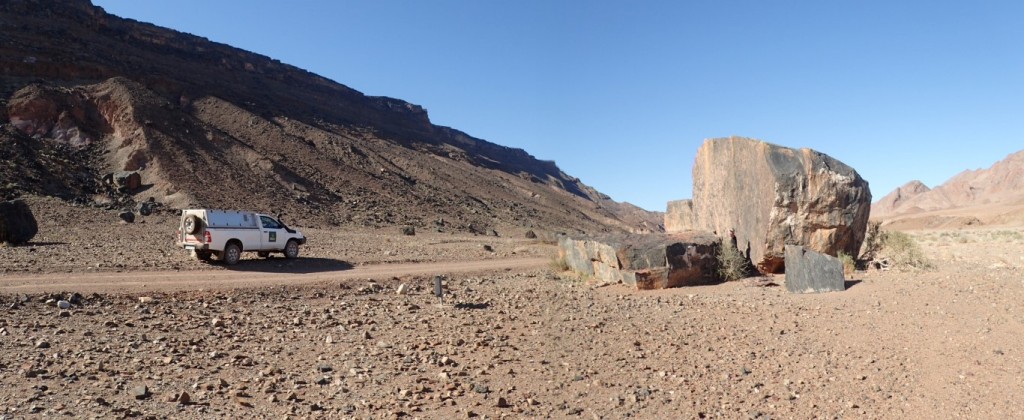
[2,197,1024,419]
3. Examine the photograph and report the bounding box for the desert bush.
[860,220,883,260]
[880,231,934,271]
[717,242,747,281]
[838,251,856,277]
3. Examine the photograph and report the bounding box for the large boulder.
[784,245,845,293]
[0,199,38,245]
[558,231,720,289]
[689,137,871,273]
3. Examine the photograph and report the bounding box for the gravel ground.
[2,197,1024,418]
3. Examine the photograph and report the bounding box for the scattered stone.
[132,385,150,399]
[138,296,153,304]
[401,226,415,236]
[473,384,489,394]
[496,397,510,408]
[396,284,409,295]
[119,211,136,223]
[57,300,71,309]
[35,340,50,349]
[211,318,225,328]
[525,230,537,239]
[114,171,142,192]
[177,391,191,405]
[317,364,333,373]
[482,244,494,252]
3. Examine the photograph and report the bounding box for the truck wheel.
[284,240,299,259]
[192,250,213,262]
[183,215,201,234]
[223,242,242,265]
[257,251,270,258]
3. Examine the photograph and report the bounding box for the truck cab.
[176,209,306,265]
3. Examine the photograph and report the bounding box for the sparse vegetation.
[860,220,883,260]
[860,221,934,271]
[717,242,747,281]
[879,231,935,271]
[838,251,856,277]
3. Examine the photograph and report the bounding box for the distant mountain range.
[871,150,1024,229]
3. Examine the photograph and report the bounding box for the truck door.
[258,215,287,251]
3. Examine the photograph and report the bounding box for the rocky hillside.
[0,0,660,234]
[872,150,1024,227]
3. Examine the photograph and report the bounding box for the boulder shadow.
[844,279,862,289]
[454,302,490,310]
[223,257,353,274]
[22,241,69,247]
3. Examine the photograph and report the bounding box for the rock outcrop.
[0,199,38,245]
[0,0,664,234]
[559,232,720,289]
[664,199,694,233]
[688,137,871,273]
[784,245,845,293]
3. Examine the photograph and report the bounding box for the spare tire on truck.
[183,214,201,234]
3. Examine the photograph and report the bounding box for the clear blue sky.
[94,1,1024,211]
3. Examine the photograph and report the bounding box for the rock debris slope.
[0,0,660,234]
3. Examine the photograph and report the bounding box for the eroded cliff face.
[689,137,871,272]
[0,0,662,233]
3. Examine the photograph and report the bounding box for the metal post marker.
[433,275,444,307]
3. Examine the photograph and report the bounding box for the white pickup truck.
[176,209,306,265]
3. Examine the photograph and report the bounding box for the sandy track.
[0,257,548,294]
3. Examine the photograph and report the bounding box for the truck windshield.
[260,216,282,229]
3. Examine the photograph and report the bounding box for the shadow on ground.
[845,279,863,289]
[223,257,353,274]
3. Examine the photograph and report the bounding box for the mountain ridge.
[871,150,1024,228]
[0,0,661,234]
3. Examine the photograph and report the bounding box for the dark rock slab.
[784,245,845,293]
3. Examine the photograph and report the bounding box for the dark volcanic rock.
[689,137,871,273]
[114,171,142,192]
[559,231,720,289]
[0,199,38,245]
[784,245,845,293]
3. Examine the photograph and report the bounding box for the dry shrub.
[879,231,934,271]
[860,221,883,260]
[838,251,856,277]
[717,242,747,281]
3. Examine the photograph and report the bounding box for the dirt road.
[0,257,548,294]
